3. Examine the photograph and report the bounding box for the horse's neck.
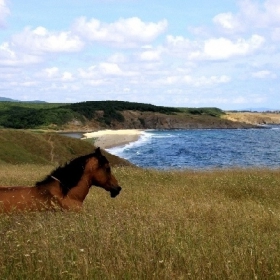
[66,174,91,202]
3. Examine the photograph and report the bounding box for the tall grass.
[1,165,280,279]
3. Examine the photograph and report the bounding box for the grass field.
[1,165,280,279]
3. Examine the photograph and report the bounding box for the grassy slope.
[0,129,132,166]
[223,112,280,125]
[0,167,280,279]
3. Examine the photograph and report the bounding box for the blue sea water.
[107,127,280,169]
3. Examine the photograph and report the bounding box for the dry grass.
[1,165,280,279]
[222,112,280,125]
[0,129,132,167]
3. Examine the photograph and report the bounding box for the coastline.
[82,129,143,149]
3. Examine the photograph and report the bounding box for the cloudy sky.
[0,0,279,109]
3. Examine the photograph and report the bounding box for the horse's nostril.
[110,186,121,198]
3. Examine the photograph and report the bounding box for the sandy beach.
[82,129,143,149]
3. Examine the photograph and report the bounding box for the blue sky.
[0,0,279,109]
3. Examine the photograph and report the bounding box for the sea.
[106,126,280,170]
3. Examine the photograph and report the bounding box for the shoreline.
[82,129,144,149]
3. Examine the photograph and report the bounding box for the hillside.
[222,112,280,125]
[0,101,257,130]
[0,129,132,166]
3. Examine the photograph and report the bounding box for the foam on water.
[106,130,153,159]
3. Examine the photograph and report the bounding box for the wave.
[106,131,153,158]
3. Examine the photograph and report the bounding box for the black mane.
[36,149,109,196]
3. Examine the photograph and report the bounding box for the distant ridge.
[0,96,46,103]
[0,97,18,102]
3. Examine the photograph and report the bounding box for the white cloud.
[62,72,73,81]
[44,67,59,78]
[74,68,106,87]
[202,35,265,60]
[38,67,74,83]
[256,0,280,26]
[252,70,277,79]
[213,12,241,31]
[166,34,265,60]
[183,75,231,87]
[8,80,38,89]
[78,62,138,81]
[0,0,10,28]
[214,0,280,34]
[0,42,15,59]
[166,35,194,50]
[0,42,42,66]
[165,35,201,60]
[139,48,162,61]
[239,0,280,29]
[159,74,231,87]
[73,17,168,47]
[99,62,123,75]
[12,26,84,54]
[108,53,127,64]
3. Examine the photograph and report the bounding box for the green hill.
[0,129,132,166]
[0,100,225,130]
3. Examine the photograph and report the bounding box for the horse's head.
[86,148,122,198]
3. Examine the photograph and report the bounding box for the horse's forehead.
[87,157,99,166]
[86,156,109,168]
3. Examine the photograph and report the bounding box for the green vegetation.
[0,100,224,129]
[180,107,225,117]
[0,166,280,279]
[67,100,180,117]
[0,103,80,129]
[0,101,64,109]
[0,129,131,166]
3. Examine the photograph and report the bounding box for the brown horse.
[0,147,121,213]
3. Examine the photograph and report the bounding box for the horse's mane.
[36,149,109,196]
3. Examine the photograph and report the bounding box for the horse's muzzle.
[110,186,122,198]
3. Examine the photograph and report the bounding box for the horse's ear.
[95,147,102,156]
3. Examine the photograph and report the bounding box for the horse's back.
[0,185,34,195]
[0,186,54,212]
[0,186,29,190]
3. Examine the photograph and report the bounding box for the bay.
[58,132,84,139]
[107,127,280,169]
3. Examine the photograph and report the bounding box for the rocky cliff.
[63,110,258,131]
